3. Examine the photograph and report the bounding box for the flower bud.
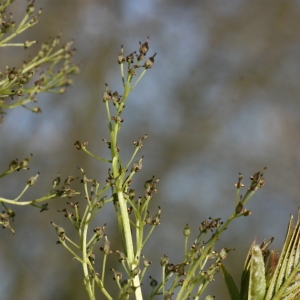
[145,211,152,225]
[242,209,252,216]
[67,201,79,209]
[27,173,39,186]
[152,206,161,225]
[52,174,61,188]
[249,167,267,191]
[0,213,10,231]
[160,254,169,266]
[32,106,42,113]
[7,68,17,81]
[19,154,33,170]
[74,140,88,150]
[51,222,66,241]
[26,2,35,15]
[164,293,173,300]
[144,53,157,69]
[126,52,135,63]
[137,53,145,62]
[120,279,129,288]
[93,225,106,240]
[128,188,135,200]
[64,175,77,185]
[111,91,121,105]
[131,157,143,172]
[235,201,243,214]
[142,254,152,267]
[134,134,148,148]
[219,248,232,260]
[111,268,122,282]
[1,21,11,34]
[101,235,111,254]
[19,75,30,85]
[16,90,23,96]
[96,196,105,208]
[111,115,124,124]
[118,45,125,64]
[115,250,126,262]
[9,159,19,170]
[128,65,137,75]
[103,85,112,102]
[131,265,141,276]
[139,37,149,55]
[165,263,176,275]
[149,276,158,287]
[183,224,191,237]
[6,208,15,221]
[144,175,155,190]
[88,253,95,264]
[24,40,36,49]
[235,172,245,188]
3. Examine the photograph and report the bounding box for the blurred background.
[1,0,300,299]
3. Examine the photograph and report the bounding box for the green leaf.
[265,209,300,300]
[265,249,279,289]
[248,244,266,300]
[220,263,240,300]
[240,238,273,300]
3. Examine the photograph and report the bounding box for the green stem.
[184,235,188,256]
[0,192,75,205]
[142,226,156,248]
[131,69,147,90]
[81,211,95,300]
[162,265,166,297]
[117,189,143,299]
[176,213,237,299]
[241,189,255,206]
[135,218,143,259]
[102,253,107,284]
[94,277,113,300]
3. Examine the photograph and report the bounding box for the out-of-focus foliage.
[0,0,79,234]
[0,0,79,122]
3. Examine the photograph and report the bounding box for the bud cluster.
[199,217,222,233]
[49,173,79,199]
[0,1,79,122]
[249,167,266,191]
[118,37,157,88]
[49,38,158,299]
[8,153,33,172]
[0,208,16,234]
[234,168,267,214]
[0,154,80,233]
[121,173,160,225]
[152,242,234,298]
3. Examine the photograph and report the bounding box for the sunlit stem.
[125,146,140,171]
[131,69,147,90]
[101,253,108,284]
[80,147,111,163]
[120,62,125,86]
[13,184,30,202]
[184,235,189,256]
